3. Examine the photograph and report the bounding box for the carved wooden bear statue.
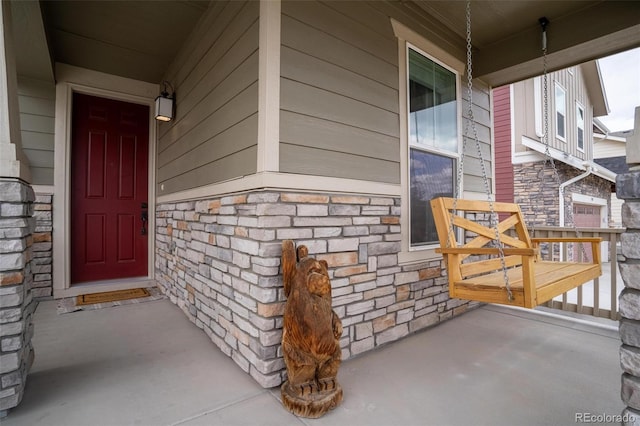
[280,240,343,418]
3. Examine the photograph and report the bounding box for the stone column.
[0,1,36,417]
[0,180,35,417]
[619,107,640,424]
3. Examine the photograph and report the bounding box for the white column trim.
[257,0,281,173]
[0,1,30,181]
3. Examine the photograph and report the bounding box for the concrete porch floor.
[4,297,623,426]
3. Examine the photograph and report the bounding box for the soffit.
[14,1,640,87]
[408,0,640,86]
[39,0,209,84]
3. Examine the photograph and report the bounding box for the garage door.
[572,204,600,262]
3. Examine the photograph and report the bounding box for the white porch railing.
[532,226,624,321]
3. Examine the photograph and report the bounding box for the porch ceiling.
[38,0,209,84]
[409,0,640,87]
[14,1,640,87]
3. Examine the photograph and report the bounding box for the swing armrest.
[436,247,537,256]
[531,237,602,243]
[531,237,601,264]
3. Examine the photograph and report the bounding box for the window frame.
[391,19,465,264]
[406,44,460,249]
[555,82,567,141]
[576,101,585,152]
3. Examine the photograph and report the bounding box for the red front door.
[71,93,149,284]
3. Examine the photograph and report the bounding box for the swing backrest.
[430,197,534,281]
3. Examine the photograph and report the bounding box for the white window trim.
[391,19,465,265]
[576,101,585,152]
[554,82,567,142]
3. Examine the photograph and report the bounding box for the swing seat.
[430,197,602,309]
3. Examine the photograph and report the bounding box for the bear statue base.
[281,380,343,419]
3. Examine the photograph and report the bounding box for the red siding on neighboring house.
[493,85,514,204]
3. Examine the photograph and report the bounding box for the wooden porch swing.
[430,6,602,309]
[431,197,601,308]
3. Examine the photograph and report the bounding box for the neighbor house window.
[576,102,585,151]
[408,47,458,246]
[555,83,566,140]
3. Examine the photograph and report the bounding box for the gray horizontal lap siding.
[157,0,259,195]
[461,80,494,194]
[18,77,56,185]
[280,1,401,184]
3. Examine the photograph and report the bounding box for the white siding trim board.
[157,172,401,204]
[257,0,280,173]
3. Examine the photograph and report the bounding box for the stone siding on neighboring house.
[513,161,611,261]
[0,180,36,416]
[514,161,611,228]
[32,194,52,299]
[155,190,476,388]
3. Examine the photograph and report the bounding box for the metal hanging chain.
[537,18,589,262]
[448,1,513,300]
[536,17,562,227]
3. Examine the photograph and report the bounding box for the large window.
[576,102,585,151]
[408,47,458,247]
[555,83,566,140]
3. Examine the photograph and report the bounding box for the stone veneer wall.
[155,191,476,387]
[618,170,640,423]
[514,161,611,228]
[514,161,611,260]
[0,180,36,416]
[31,193,52,299]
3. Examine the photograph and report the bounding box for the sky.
[596,47,640,133]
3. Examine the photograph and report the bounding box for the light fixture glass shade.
[155,95,173,122]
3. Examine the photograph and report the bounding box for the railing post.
[611,232,618,320]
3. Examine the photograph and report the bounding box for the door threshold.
[54,278,155,299]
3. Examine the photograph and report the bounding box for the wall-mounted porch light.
[155,81,175,122]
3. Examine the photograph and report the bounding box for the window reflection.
[408,49,457,153]
[410,149,454,245]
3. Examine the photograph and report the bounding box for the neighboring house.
[593,118,630,228]
[493,64,616,260]
[2,0,638,414]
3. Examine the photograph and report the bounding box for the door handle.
[141,211,148,235]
